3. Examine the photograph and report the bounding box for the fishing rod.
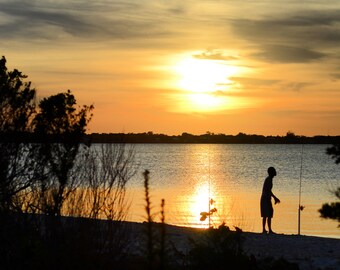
[207,145,218,228]
[298,145,305,235]
[208,146,211,228]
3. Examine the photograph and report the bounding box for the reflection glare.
[178,145,225,228]
[127,144,340,238]
[190,182,211,228]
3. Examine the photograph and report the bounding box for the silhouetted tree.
[319,188,340,226]
[327,144,340,164]
[66,143,136,219]
[33,90,93,216]
[0,56,37,212]
[319,145,340,226]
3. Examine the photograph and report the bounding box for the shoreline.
[162,222,340,240]
[3,213,338,269]
[242,232,340,270]
[126,221,340,270]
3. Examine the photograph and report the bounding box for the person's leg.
[268,217,274,233]
[262,217,267,233]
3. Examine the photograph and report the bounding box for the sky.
[1,0,340,136]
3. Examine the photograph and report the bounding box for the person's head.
[267,167,276,177]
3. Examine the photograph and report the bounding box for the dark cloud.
[231,9,340,63]
[193,50,238,61]
[232,10,340,46]
[252,45,326,63]
[1,3,66,33]
[0,3,98,38]
[0,0,175,43]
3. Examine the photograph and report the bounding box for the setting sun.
[175,57,238,94]
[190,93,223,108]
[171,56,240,112]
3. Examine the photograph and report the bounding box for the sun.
[173,57,239,112]
[176,58,236,93]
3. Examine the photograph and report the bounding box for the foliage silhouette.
[0,56,36,133]
[0,56,37,212]
[187,223,251,270]
[0,57,136,269]
[327,144,340,164]
[199,198,217,226]
[143,170,169,270]
[33,90,93,216]
[319,145,340,226]
[319,187,340,226]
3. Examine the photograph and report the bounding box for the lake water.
[124,144,340,238]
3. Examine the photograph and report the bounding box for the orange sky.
[2,1,340,136]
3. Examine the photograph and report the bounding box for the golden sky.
[2,0,340,135]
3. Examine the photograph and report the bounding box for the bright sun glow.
[189,182,215,228]
[174,57,239,112]
[176,58,237,93]
[191,183,210,215]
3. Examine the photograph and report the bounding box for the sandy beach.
[242,232,340,270]
[2,213,339,269]
[127,222,340,270]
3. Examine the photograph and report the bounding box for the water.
[124,144,339,238]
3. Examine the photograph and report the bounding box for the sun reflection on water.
[177,179,236,229]
[126,144,340,238]
[169,144,236,229]
[189,182,211,228]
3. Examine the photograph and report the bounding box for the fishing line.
[208,144,211,228]
[298,144,304,235]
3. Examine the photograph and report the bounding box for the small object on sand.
[234,226,243,233]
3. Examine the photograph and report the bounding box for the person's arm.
[271,192,280,204]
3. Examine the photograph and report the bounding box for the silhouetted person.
[261,167,280,234]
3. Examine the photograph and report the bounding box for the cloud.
[232,9,340,46]
[330,73,340,81]
[0,0,178,44]
[231,9,340,63]
[280,82,315,92]
[229,76,279,87]
[193,50,238,61]
[0,3,99,39]
[229,76,314,92]
[252,45,326,63]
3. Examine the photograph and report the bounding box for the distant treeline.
[85,131,340,144]
[1,131,339,144]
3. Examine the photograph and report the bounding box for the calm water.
[124,144,339,238]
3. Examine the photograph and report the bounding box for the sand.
[242,233,340,270]
[127,222,340,270]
